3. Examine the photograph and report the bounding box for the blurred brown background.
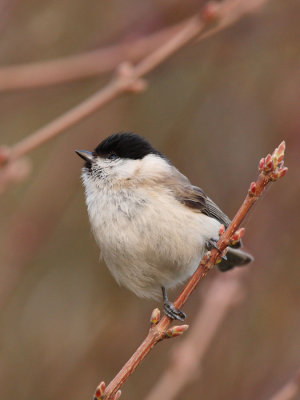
[0,0,299,399]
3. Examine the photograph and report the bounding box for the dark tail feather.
[218,247,253,272]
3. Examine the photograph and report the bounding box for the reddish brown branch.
[0,0,270,168]
[0,0,270,195]
[0,11,209,168]
[93,142,288,400]
[0,22,185,91]
[0,157,31,193]
[0,0,269,92]
[145,272,245,400]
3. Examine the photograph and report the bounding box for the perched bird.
[76,133,252,321]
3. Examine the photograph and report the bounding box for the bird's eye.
[108,153,118,160]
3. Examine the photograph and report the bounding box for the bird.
[75,132,252,321]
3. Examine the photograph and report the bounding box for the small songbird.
[76,133,252,320]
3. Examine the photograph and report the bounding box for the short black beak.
[75,150,93,162]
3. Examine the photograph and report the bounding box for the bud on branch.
[165,325,189,339]
[258,141,288,181]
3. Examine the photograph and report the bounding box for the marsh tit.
[76,133,252,321]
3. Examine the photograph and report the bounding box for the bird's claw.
[163,301,186,321]
[206,238,227,260]
[206,238,219,251]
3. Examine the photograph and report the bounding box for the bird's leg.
[206,238,227,260]
[162,286,186,321]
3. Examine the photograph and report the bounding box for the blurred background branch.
[0,0,268,92]
[3,11,208,161]
[0,22,185,91]
[0,0,270,194]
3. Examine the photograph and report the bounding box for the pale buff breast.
[86,183,221,299]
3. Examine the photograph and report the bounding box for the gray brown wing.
[165,167,238,243]
[174,184,243,249]
[184,186,252,268]
[167,168,247,259]
[204,193,231,228]
[176,184,231,228]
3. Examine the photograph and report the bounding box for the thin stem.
[0,0,270,170]
[0,0,268,92]
[145,273,244,400]
[0,23,185,91]
[2,14,205,165]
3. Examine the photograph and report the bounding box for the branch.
[92,142,288,400]
[0,6,213,169]
[269,369,300,400]
[144,272,245,400]
[0,0,270,171]
[0,147,31,193]
[0,0,269,92]
[0,22,185,91]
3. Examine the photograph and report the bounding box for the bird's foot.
[206,237,219,251]
[206,238,227,260]
[163,301,186,321]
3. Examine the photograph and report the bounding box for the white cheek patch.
[84,153,170,187]
[94,158,106,169]
[139,154,172,179]
[114,159,141,178]
[86,157,143,182]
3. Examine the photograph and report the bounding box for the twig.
[0,0,270,170]
[0,0,268,92]
[0,147,31,193]
[93,142,288,400]
[0,22,185,91]
[0,8,212,168]
[269,369,300,400]
[0,158,31,193]
[144,272,245,400]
